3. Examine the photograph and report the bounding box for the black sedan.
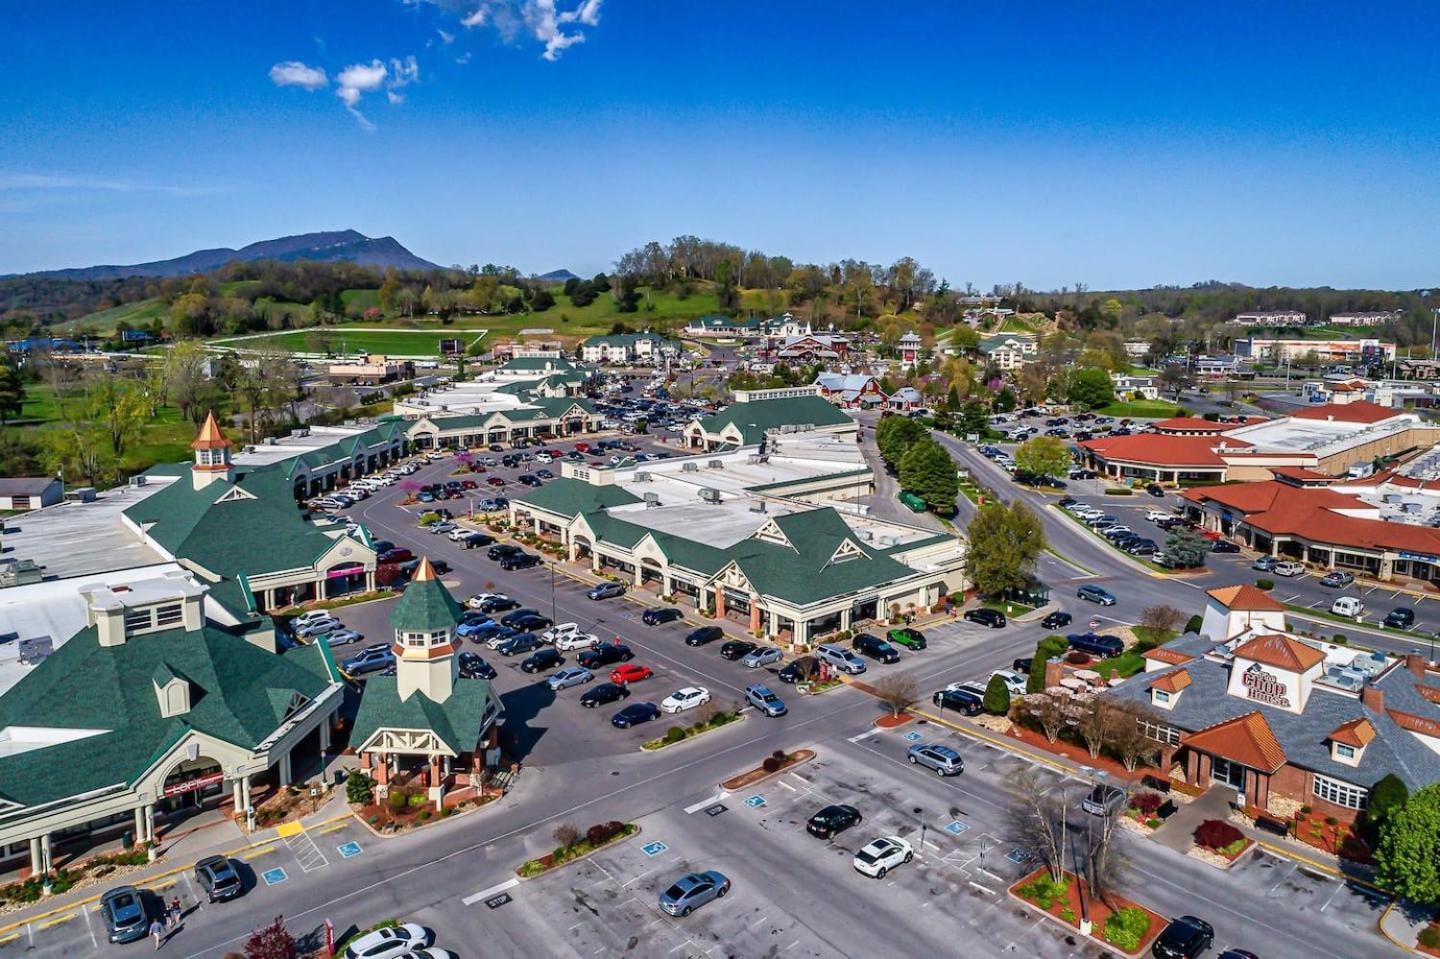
[578,643,633,669]
[478,595,520,613]
[684,626,724,647]
[1384,607,1416,629]
[520,647,564,673]
[611,702,661,728]
[501,608,543,627]
[643,607,684,626]
[777,655,818,684]
[720,640,757,661]
[1209,539,1240,554]
[496,634,544,657]
[581,682,631,708]
[1040,611,1072,630]
[805,804,862,839]
[458,651,496,680]
[487,543,522,561]
[963,608,1006,628]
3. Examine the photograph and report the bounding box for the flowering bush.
[1193,819,1244,851]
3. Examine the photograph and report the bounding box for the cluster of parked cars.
[342,922,454,959]
[288,608,364,648]
[1061,499,1159,558]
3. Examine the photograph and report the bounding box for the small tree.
[1110,702,1162,773]
[982,674,1012,715]
[1019,693,1069,744]
[1363,773,1410,846]
[1013,435,1071,483]
[965,500,1047,598]
[344,771,374,806]
[898,437,959,514]
[552,823,581,849]
[1011,768,1069,883]
[1075,698,1123,759]
[1027,635,1068,694]
[244,916,297,959]
[1164,528,1209,569]
[1139,604,1183,638]
[1376,784,1440,903]
[1184,614,1203,634]
[872,674,920,717]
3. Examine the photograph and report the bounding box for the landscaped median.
[721,749,816,791]
[516,821,639,878]
[642,707,744,751]
[1010,868,1166,955]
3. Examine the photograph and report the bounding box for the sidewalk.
[0,794,354,935]
[1381,900,1434,953]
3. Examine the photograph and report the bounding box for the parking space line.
[462,876,518,906]
[683,792,726,814]
[80,902,97,948]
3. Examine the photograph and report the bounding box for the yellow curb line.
[35,913,75,930]
[241,844,279,860]
[143,879,177,892]
[316,822,349,835]
[1377,901,1417,954]
[0,931,20,944]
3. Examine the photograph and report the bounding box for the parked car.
[932,685,984,715]
[643,607,684,626]
[963,607,1007,629]
[1331,596,1364,618]
[295,616,341,638]
[324,628,363,647]
[720,640,757,661]
[520,647,565,672]
[657,870,730,917]
[501,608,543,627]
[1145,483,1166,497]
[741,646,784,668]
[1151,916,1214,959]
[684,626,724,647]
[1252,555,1278,572]
[1209,539,1240,554]
[553,631,600,651]
[990,668,1028,697]
[343,645,396,675]
[498,634,545,657]
[661,686,711,713]
[100,885,149,943]
[587,582,626,600]
[578,642,633,669]
[1067,632,1124,658]
[852,836,913,878]
[457,651,496,680]
[1081,783,1127,816]
[342,923,433,959]
[777,655,818,684]
[500,552,541,571]
[744,682,788,716]
[610,663,653,684]
[806,803,862,839]
[1320,570,1356,588]
[1012,656,1033,675]
[1384,607,1416,629]
[486,543,522,561]
[886,626,927,650]
[851,633,901,663]
[1040,610,1072,630]
[508,612,553,632]
[1076,584,1117,606]
[547,666,594,691]
[377,548,413,564]
[816,642,867,675]
[291,609,336,629]
[611,702,661,728]
[1274,560,1306,577]
[907,742,964,776]
[194,855,243,902]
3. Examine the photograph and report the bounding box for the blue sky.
[5,1,1440,289]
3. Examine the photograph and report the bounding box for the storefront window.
[1140,720,1181,746]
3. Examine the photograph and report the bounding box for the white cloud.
[438,29,455,43]
[558,0,600,27]
[461,5,488,27]
[0,173,225,198]
[268,60,328,90]
[426,1,602,59]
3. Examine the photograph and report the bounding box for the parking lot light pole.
[549,559,557,625]
[913,807,926,857]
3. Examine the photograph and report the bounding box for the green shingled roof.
[389,571,464,633]
[512,477,642,519]
[0,624,336,807]
[349,676,496,755]
[724,509,918,605]
[694,395,853,445]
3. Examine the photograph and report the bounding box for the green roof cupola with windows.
[389,557,464,703]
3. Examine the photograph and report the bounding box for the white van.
[1331,597,1365,618]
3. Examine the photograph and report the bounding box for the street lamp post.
[913,806,926,857]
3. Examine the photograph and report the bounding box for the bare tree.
[552,823,580,849]
[1110,702,1163,773]
[1018,692,1069,744]
[1010,768,1069,883]
[1074,697,1124,759]
[1080,781,1128,905]
[871,674,920,718]
[1139,604,1183,637]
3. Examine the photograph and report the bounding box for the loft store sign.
[1243,664,1291,708]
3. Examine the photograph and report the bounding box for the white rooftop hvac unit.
[682,462,700,472]
[699,487,721,503]
[635,471,651,482]
[644,492,661,507]
[707,459,723,469]
[128,475,147,488]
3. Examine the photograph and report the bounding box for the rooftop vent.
[682,462,699,473]
[707,459,723,469]
[128,475,148,488]
[635,471,651,482]
[749,501,767,513]
[1323,666,1366,691]
[699,487,721,503]
[644,492,660,507]
[1348,651,1388,676]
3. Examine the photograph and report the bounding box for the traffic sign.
[261,867,288,886]
[641,841,668,857]
[337,841,363,858]
[744,795,766,809]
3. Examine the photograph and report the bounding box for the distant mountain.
[13,230,442,280]
[538,269,580,282]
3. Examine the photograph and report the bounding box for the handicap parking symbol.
[337,841,363,859]
[743,794,766,809]
[903,731,923,743]
[1005,848,1032,865]
[945,820,969,836]
[641,841,668,857]
[261,867,288,886]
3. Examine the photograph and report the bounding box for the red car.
[574,442,590,453]
[486,477,505,487]
[461,479,479,489]
[548,449,564,458]
[610,663,653,685]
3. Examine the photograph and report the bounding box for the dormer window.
[1154,690,1171,705]
[1336,743,1355,759]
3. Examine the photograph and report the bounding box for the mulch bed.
[874,713,914,729]
[1003,724,1155,783]
[1009,867,1167,955]
[1291,811,1372,863]
[721,749,815,791]
[1418,920,1440,958]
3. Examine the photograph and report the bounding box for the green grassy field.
[56,297,168,335]
[1096,399,1184,418]
[212,328,486,356]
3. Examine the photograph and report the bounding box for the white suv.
[816,643,867,675]
[1274,561,1306,577]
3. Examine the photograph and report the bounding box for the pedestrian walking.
[149,918,165,950]
[169,896,182,927]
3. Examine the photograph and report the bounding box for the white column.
[142,804,154,842]
[38,834,51,874]
[232,780,244,813]
[319,720,331,754]
[278,752,293,787]
[29,837,42,875]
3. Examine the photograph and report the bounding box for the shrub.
[418,810,431,821]
[1105,487,1133,495]
[762,756,782,773]
[1255,578,1274,591]
[1130,791,1164,817]
[664,726,686,744]
[1059,907,1077,923]
[1333,634,1348,645]
[345,771,374,806]
[1418,927,1440,949]
[1194,819,1245,851]
[1103,907,1152,951]
[1299,805,1312,816]
[407,792,427,809]
[585,821,625,845]
[771,749,787,763]
[418,511,440,526]
[553,823,581,848]
[1065,651,1091,665]
[1324,815,1337,826]
[1184,614,1203,634]
[1016,874,1069,909]
[387,791,408,813]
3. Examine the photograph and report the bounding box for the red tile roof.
[1206,584,1287,612]
[1387,708,1440,739]
[1079,433,1250,468]
[1182,711,1288,772]
[1328,718,1377,748]
[1150,669,1192,693]
[1143,648,1196,666]
[1232,634,1326,672]
[1151,417,1236,434]
[1417,686,1440,707]
[191,410,232,451]
[1288,400,1399,425]
[1270,466,1336,483]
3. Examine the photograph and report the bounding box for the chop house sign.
[1243,664,1291,708]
